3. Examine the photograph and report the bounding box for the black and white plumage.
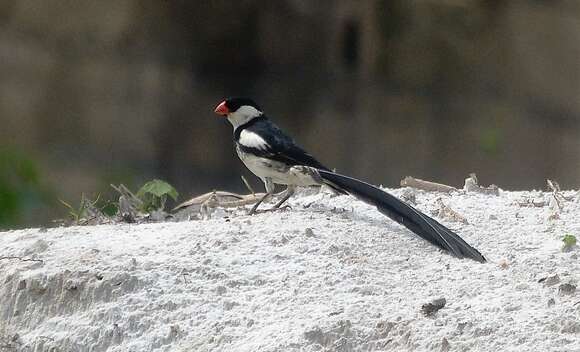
[215,97,486,262]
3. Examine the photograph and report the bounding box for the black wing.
[237,116,331,171]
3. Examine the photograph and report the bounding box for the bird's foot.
[269,205,292,212]
[248,205,291,215]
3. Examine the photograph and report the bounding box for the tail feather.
[317,169,486,263]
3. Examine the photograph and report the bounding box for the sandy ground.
[1,187,579,351]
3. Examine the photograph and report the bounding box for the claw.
[248,205,291,215]
[265,205,292,213]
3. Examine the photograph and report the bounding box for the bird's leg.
[248,194,269,215]
[270,185,296,210]
[248,178,275,215]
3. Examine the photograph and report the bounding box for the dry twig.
[463,173,499,195]
[173,191,267,212]
[400,176,457,193]
[547,179,566,209]
[547,179,566,220]
[241,175,255,195]
[516,198,546,208]
[435,198,468,224]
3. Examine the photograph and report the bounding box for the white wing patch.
[239,130,269,150]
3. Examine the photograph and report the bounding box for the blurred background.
[1,0,579,229]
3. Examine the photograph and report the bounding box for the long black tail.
[318,170,486,263]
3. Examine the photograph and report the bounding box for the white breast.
[235,144,290,184]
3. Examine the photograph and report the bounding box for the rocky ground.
[1,187,579,351]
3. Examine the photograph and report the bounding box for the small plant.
[58,179,179,226]
[562,234,577,252]
[100,200,119,217]
[136,179,178,212]
[59,194,100,223]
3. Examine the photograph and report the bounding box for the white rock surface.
[1,188,579,351]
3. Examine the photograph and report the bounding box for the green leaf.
[100,202,118,217]
[136,179,178,201]
[135,179,178,212]
[563,234,577,249]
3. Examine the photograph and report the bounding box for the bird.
[214,97,486,262]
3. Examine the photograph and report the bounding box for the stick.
[435,198,468,224]
[463,173,499,195]
[241,175,255,195]
[400,176,457,193]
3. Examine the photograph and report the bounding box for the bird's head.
[214,97,263,129]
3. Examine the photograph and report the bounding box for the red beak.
[214,101,229,116]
